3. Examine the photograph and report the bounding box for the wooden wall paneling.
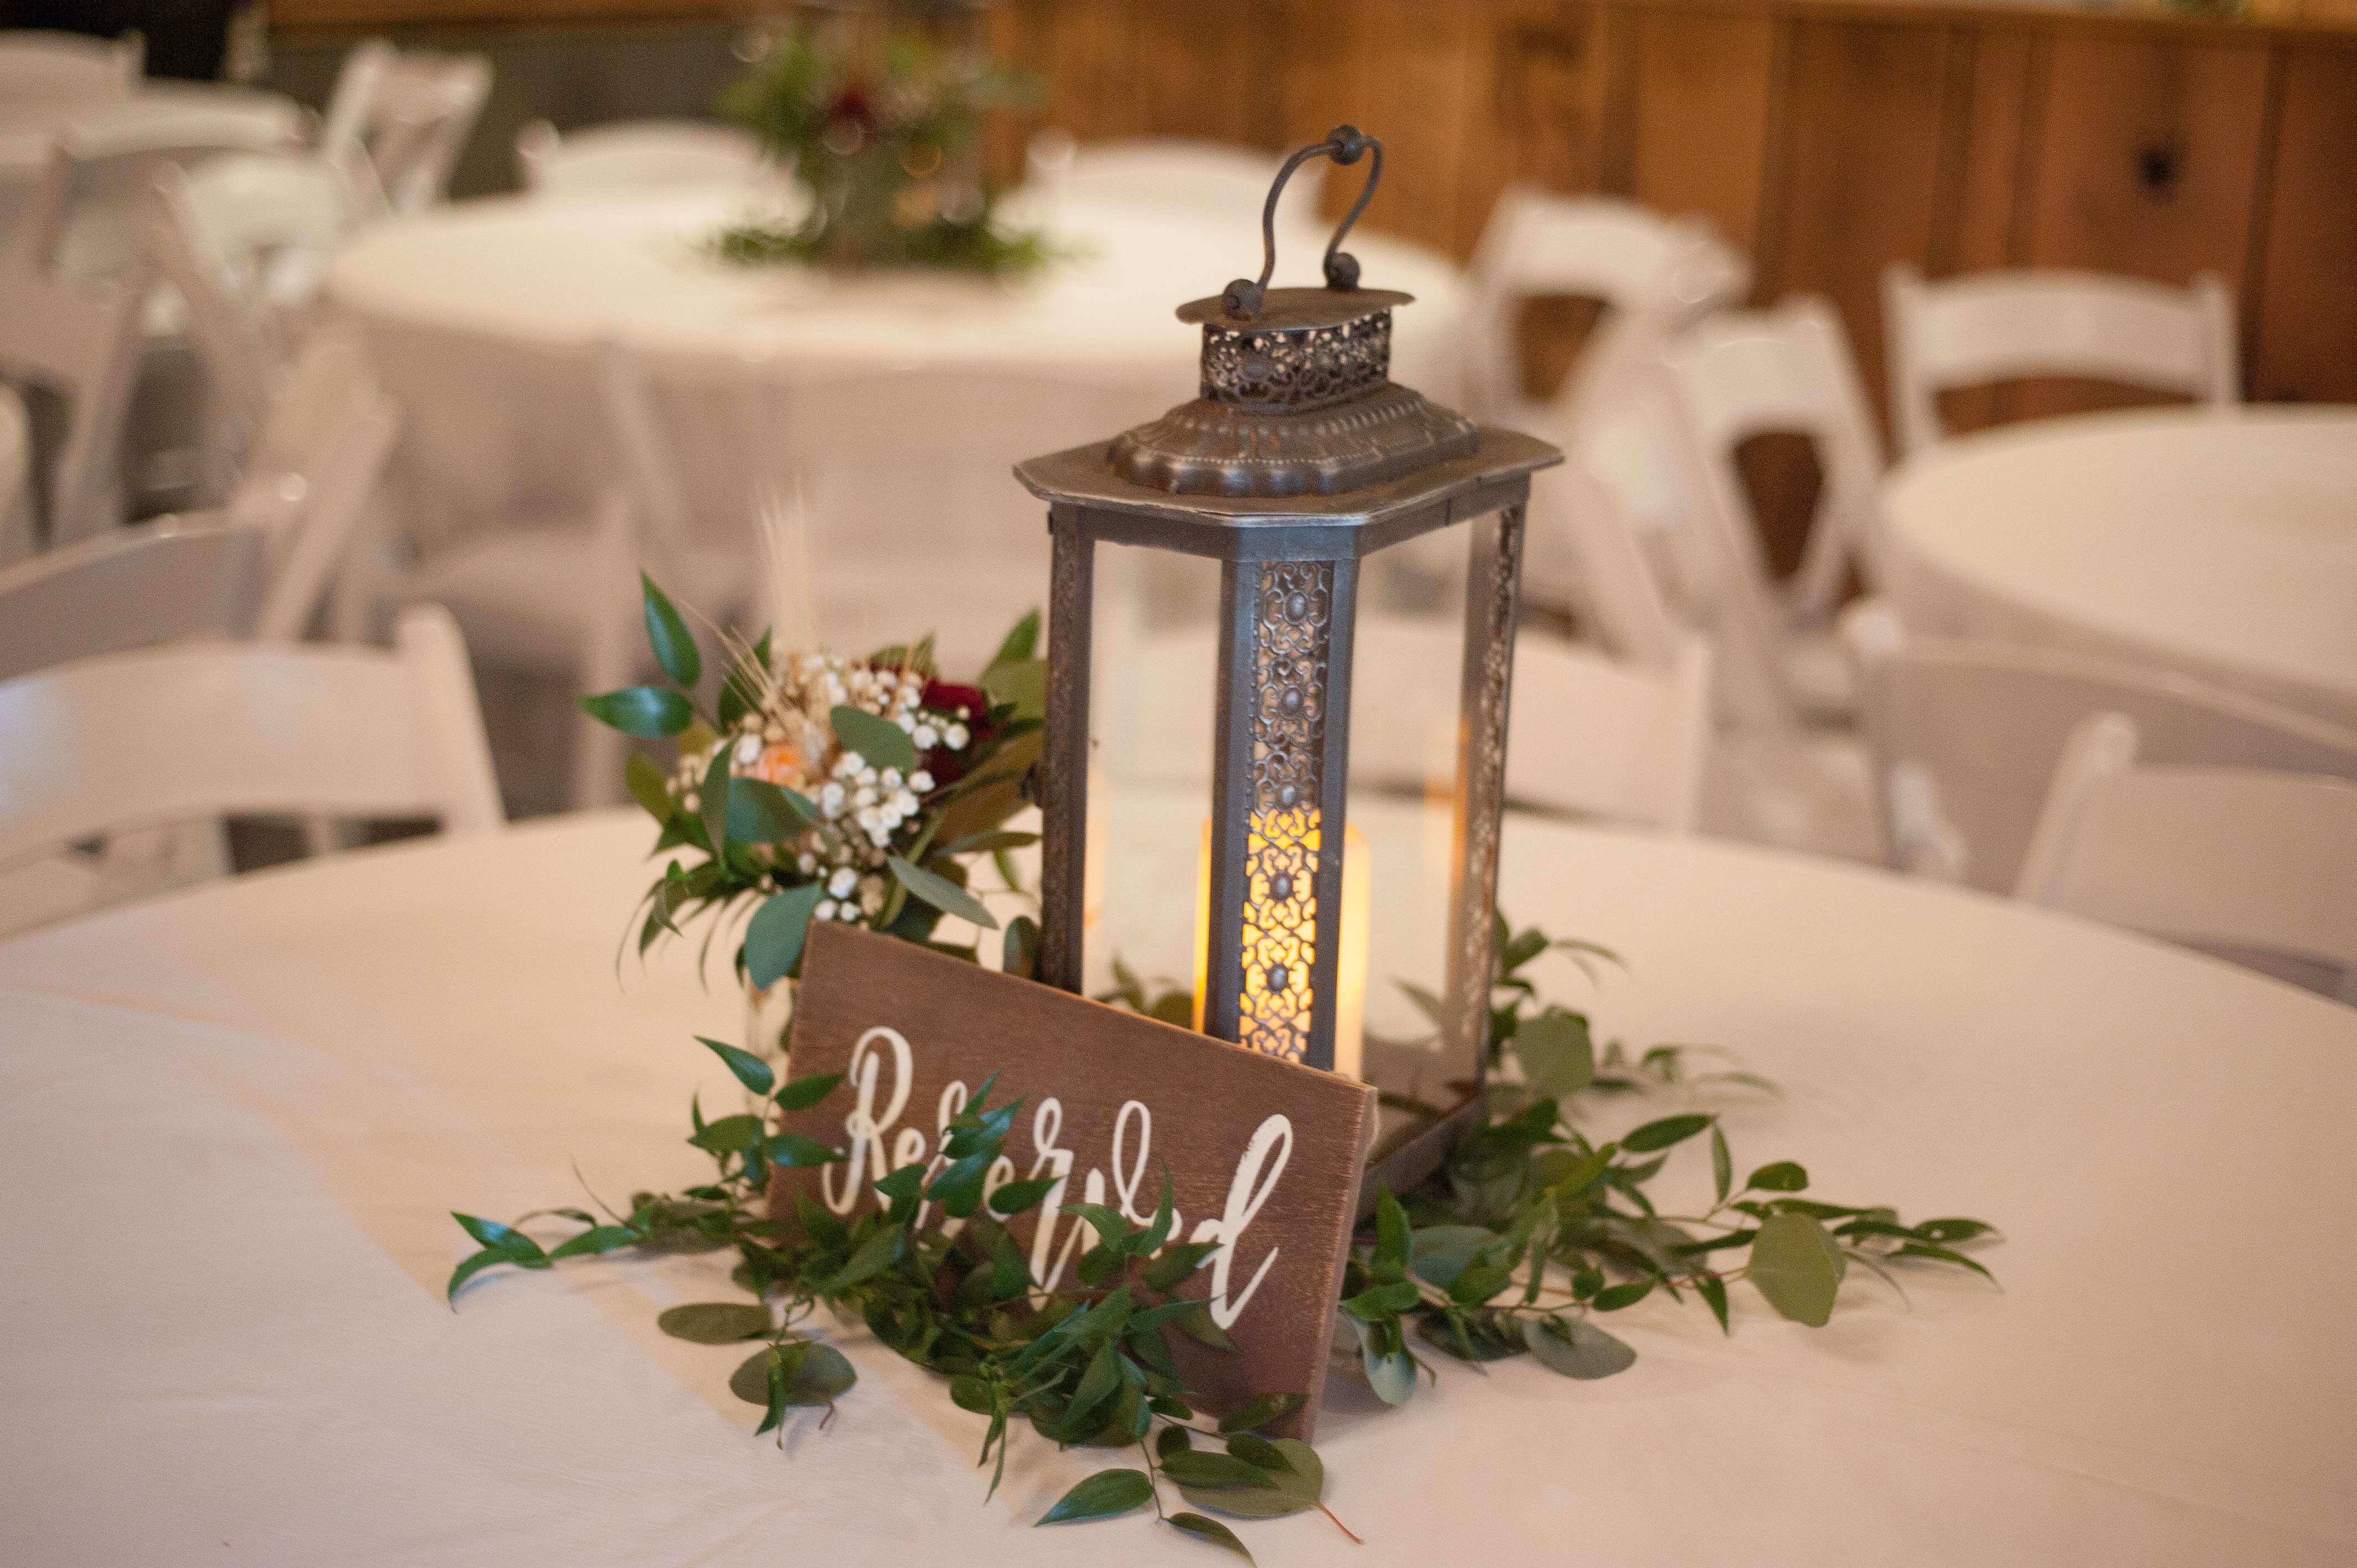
[1036,0,1144,143]
[1926,22,2044,433]
[1766,15,1958,433]
[1620,5,1781,272]
[1128,0,1288,151]
[2013,29,2273,420]
[2246,39,2357,403]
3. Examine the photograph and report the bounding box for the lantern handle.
[1221,125,1383,321]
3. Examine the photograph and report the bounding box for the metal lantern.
[1015,126,1561,1187]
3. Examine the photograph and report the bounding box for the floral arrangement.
[462,584,2000,1561]
[580,576,1044,1015]
[714,25,1054,277]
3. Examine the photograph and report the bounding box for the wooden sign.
[768,922,1377,1438]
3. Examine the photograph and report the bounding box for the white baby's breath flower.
[827,868,857,898]
[910,723,938,750]
[944,723,970,750]
[909,770,934,792]
[733,734,763,767]
[796,852,817,874]
[814,900,837,922]
[681,790,700,812]
[893,789,919,816]
[818,782,845,817]
[894,711,917,733]
[853,786,877,809]
[859,875,884,914]
[879,767,902,790]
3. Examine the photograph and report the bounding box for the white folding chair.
[1843,601,2357,894]
[1025,133,1322,226]
[1882,264,2239,459]
[0,515,268,685]
[2016,714,2357,1003]
[0,30,141,99]
[1110,615,1713,832]
[0,605,504,938]
[352,340,749,808]
[0,384,31,568]
[1655,297,1886,724]
[317,37,397,208]
[1463,189,1749,433]
[19,123,274,285]
[0,263,146,548]
[145,154,361,499]
[356,49,491,214]
[514,118,768,197]
[764,364,1169,672]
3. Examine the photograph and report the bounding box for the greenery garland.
[452,925,1996,1562]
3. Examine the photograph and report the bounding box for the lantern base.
[1355,1087,1488,1221]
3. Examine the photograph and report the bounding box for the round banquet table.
[320,190,1473,557]
[1877,406,2357,731]
[2,798,2353,1565]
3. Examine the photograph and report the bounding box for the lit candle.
[1193,817,1371,1079]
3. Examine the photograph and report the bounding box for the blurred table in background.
[323,189,1473,649]
[1877,406,2357,732]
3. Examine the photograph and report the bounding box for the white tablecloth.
[321,192,1476,652]
[3,797,2352,1562]
[1877,407,2357,731]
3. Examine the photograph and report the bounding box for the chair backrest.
[1111,615,1714,831]
[0,384,30,569]
[515,118,767,196]
[1656,295,1885,626]
[0,604,503,873]
[363,50,493,213]
[146,154,358,496]
[1527,450,1685,673]
[2015,713,2357,999]
[231,333,403,639]
[0,262,145,549]
[1845,601,2357,894]
[0,30,141,99]
[1464,189,1749,421]
[317,37,397,201]
[1882,264,2240,458]
[0,516,270,684]
[20,123,271,284]
[1026,132,1323,226]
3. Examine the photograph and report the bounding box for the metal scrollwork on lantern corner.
[1013,123,1564,1198]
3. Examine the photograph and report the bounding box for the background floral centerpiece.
[584,577,1046,1062]
[714,19,1052,276]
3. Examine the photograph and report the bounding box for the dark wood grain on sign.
[767,923,1377,1440]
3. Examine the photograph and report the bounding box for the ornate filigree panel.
[1237,561,1335,1062]
[1201,311,1392,410]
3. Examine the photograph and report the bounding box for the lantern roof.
[1015,125,1560,535]
[1015,427,1560,561]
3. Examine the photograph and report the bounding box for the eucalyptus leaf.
[1036,1468,1154,1526]
[1157,1451,1278,1492]
[1522,1314,1636,1379]
[579,685,693,738]
[640,573,700,687]
[697,1035,774,1097]
[1746,1160,1810,1193]
[831,704,917,772]
[1620,1113,1714,1152]
[773,1071,843,1112]
[1216,1392,1304,1436]
[727,777,817,844]
[1748,1211,1847,1326]
[1178,1438,1323,1521]
[1167,1512,1254,1562]
[657,1302,773,1344]
[743,883,825,988]
[887,855,997,929]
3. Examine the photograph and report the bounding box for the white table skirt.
[1877,407,2357,731]
[3,801,2353,1564]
